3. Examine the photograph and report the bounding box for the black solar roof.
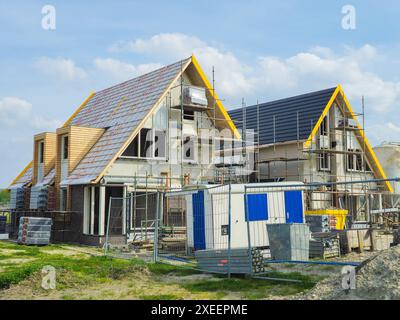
[228,87,337,145]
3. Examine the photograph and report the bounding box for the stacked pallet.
[195,248,265,274]
[309,233,340,259]
[18,217,52,245]
[10,188,25,210]
[306,215,336,233]
[30,186,49,210]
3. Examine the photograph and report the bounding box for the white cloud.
[109,33,205,58]
[0,96,61,130]
[0,97,32,127]
[110,35,400,113]
[35,57,87,80]
[93,58,162,81]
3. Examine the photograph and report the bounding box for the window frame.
[38,141,44,164]
[62,135,69,160]
[121,128,167,160]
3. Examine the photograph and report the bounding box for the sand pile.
[297,245,400,300]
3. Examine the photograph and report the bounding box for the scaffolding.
[234,91,400,227]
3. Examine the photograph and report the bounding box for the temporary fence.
[103,178,400,282]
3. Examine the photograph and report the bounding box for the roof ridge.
[230,86,338,112]
[93,57,191,96]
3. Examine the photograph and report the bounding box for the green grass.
[0,242,148,289]
[147,262,201,276]
[0,241,320,299]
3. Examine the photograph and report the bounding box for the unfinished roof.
[11,55,238,187]
[10,162,33,188]
[61,58,191,185]
[228,87,336,145]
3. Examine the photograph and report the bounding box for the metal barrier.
[102,178,400,282]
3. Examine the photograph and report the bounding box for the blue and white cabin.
[185,182,305,251]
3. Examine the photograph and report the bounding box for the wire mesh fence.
[103,178,400,281]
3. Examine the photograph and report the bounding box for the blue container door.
[192,190,206,250]
[284,191,304,223]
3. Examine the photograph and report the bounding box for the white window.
[347,150,363,172]
[317,115,330,171]
[318,152,330,171]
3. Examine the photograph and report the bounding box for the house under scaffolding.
[228,86,400,228]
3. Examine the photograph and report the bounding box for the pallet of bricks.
[195,248,265,274]
[306,215,340,258]
[309,233,340,259]
[18,217,52,245]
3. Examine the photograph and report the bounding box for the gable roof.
[228,87,336,145]
[61,57,192,185]
[229,85,393,192]
[11,55,238,187]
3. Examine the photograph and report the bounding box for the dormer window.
[62,135,69,160]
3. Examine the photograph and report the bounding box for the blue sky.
[1,0,400,187]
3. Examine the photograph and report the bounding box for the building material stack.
[309,233,340,258]
[266,223,310,261]
[18,217,52,245]
[305,215,336,233]
[195,248,265,274]
[10,188,25,210]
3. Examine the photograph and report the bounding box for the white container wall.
[185,182,305,251]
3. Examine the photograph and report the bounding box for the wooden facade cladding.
[54,125,105,210]
[32,132,57,185]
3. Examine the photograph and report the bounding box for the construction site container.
[267,223,310,261]
[185,182,305,251]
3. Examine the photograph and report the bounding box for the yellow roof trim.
[63,91,95,127]
[8,160,33,189]
[338,85,393,193]
[304,86,341,148]
[303,84,393,193]
[191,55,241,139]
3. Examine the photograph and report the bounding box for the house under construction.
[229,86,399,226]
[8,56,253,246]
